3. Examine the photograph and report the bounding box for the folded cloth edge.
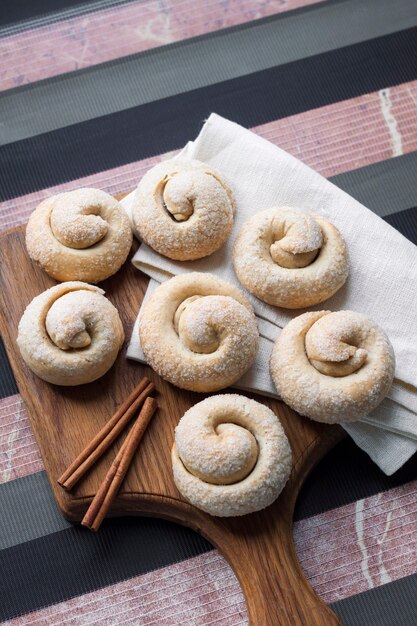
[122,113,417,474]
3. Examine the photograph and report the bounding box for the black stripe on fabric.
[329,152,417,219]
[0,472,71,550]
[384,207,417,246]
[294,436,417,521]
[0,0,93,27]
[0,518,212,621]
[0,0,132,33]
[331,573,417,626]
[0,336,18,399]
[1,27,416,201]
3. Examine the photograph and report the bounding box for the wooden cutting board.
[0,221,345,626]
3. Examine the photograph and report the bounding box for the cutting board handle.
[137,413,344,626]
[213,514,342,625]
[140,483,343,626]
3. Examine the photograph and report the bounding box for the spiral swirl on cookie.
[233,207,349,308]
[270,310,395,423]
[139,273,259,392]
[17,282,125,386]
[26,188,133,283]
[172,394,292,517]
[131,159,235,261]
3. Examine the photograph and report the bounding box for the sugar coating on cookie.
[131,159,235,261]
[270,310,395,423]
[26,188,132,283]
[17,282,124,386]
[139,273,259,392]
[233,206,349,309]
[172,394,292,516]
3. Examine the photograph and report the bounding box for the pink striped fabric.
[253,82,417,176]
[0,0,324,90]
[0,395,42,484]
[294,480,417,603]
[1,80,416,232]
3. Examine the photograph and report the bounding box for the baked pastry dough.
[131,159,235,260]
[172,394,292,516]
[233,207,348,308]
[26,188,132,283]
[17,282,124,386]
[270,310,395,423]
[139,273,259,392]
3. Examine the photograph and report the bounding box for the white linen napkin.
[122,113,417,475]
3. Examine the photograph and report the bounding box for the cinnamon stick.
[82,396,158,531]
[58,377,154,491]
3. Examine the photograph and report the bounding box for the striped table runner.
[1,0,416,624]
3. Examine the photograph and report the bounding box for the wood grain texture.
[0,222,345,626]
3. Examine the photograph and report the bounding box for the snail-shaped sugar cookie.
[17,282,124,386]
[233,207,349,308]
[172,395,292,517]
[131,159,235,260]
[270,310,395,423]
[26,188,132,283]
[139,273,259,392]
